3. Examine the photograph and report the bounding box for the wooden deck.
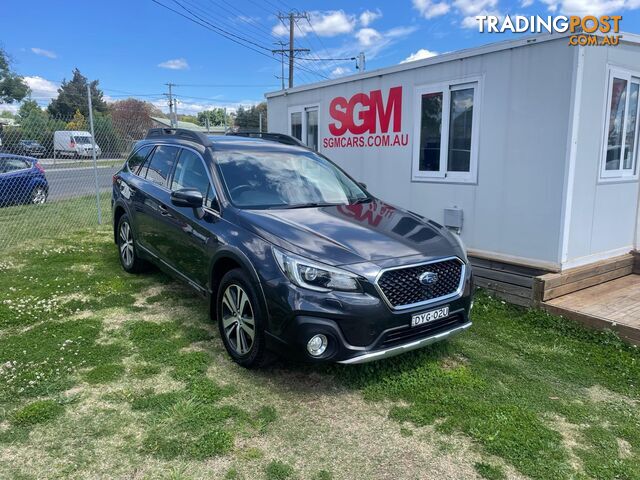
[543,274,640,345]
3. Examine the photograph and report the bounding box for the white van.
[53,131,102,158]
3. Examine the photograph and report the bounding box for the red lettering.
[370,86,402,133]
[328,96,349,136]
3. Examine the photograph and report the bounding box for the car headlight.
[272,247,360,292]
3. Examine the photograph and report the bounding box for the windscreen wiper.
[284,202,343,209]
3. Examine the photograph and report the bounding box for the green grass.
[0,194,111,251]
[1,200,639,479]
[335,292,640,479]
[265,461,295,480]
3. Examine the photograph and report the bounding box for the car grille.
[376,258,464,309]
[380,314,465,348]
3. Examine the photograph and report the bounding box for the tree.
[17,99,42,120]
[177,114,199,125]
[197,108,226,127]
[66,110,87,130]
[110,98,158,141]
[0,48,29,104]
[234,102,267,131]
[48,68,107,118]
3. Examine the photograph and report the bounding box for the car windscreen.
[74,136,92,144]
[215,149,368,209]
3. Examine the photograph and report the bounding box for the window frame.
[170,146,220,213]
[412,77,482,184]
[126,144,154,176]
[599,66,640,183]
[142,144,180,188]
[288,104,320,150]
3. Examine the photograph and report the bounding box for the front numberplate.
[411,306,449,327]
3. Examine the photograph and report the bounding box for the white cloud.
[541,0,630,15]
[356,28,384,47]
[412,0,451,18]
[158,58,189,70]
[521,0,534,7]
[23,76,59,101]
[359,8,382,26]
[401,48,438,63]
[331,66,351,77]
[272,10,356,37]
[31,47,57,59]
[453,0,498,15]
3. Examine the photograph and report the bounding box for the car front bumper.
[263,268,474,364]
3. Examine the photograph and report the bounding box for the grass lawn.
[0,216,639,478]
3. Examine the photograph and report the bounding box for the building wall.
[268,38,576,269]
[564,42,640,269]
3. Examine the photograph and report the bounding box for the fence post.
[87,85,102,225]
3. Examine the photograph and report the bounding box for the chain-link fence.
[0,97,156,252]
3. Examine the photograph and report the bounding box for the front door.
[164,147,220,287]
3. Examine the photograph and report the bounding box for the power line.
[151,0,326,83]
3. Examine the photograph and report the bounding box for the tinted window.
[171,149,217,209]
[127,145,153,175]
[215,150,367,209]
[3,158,30,172]
[144,145,179,187]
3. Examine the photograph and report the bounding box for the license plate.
[411,306,449,327]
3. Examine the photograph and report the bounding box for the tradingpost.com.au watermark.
[475,15,622,46]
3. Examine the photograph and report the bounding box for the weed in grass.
[312,470,332,480]
[238,447,265,460]
[84,363,125,384]
[474,462,506,480]
[399,426,413,437]
[12,399,64,426]
[129,363,161,379]
[265,461,295,480]
[225,467,241,480]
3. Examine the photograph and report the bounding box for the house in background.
[267,32,640,308]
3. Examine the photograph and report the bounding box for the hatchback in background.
[14,140,46,157]
[0,154,48,207]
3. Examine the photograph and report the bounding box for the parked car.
[14,140,46,157]
[54,130,101,158]
[111,129,473,367]
[0,154,48,207]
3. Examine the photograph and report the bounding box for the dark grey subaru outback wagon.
[112,128,473,368]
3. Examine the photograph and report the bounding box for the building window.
[289,105,319,150]
[413,80,480,183]
[291,112,302,141]
[600,68,640,180]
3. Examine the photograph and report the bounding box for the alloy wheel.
[31,187,46,204]
[221,284,256,355]
[119,221,134,268]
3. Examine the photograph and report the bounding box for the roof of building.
[266,31,640,98]
[150,116,226,133]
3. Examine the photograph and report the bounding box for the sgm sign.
[323,86,409,149]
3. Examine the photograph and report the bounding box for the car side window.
[171,149,218,210]
[127,145,153,175]
[4,159,29,171]
[143,145,179,187]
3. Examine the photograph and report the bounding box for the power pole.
[164,82,177,127]
[272,41,287,90]
[276,11,310,88]
[356,52,366,72]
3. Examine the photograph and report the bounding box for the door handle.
[159,204,170,216]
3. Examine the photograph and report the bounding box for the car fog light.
[307,334,328,357]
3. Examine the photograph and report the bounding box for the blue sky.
[2,0,640,114]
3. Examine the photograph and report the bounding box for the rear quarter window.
[127,145,153,175]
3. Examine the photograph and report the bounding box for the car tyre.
[217,268,268,368]
[117,213,147,273]
[30,186,47,205]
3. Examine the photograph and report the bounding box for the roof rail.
[146,128,213,147]
[226,131,306,147]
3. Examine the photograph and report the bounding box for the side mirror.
[358,182,367,190]
[171,188,203,209]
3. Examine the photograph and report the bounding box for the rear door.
[133,145,180,260]
[0,158,32,204]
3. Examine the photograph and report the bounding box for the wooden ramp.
[543,274,640,346]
